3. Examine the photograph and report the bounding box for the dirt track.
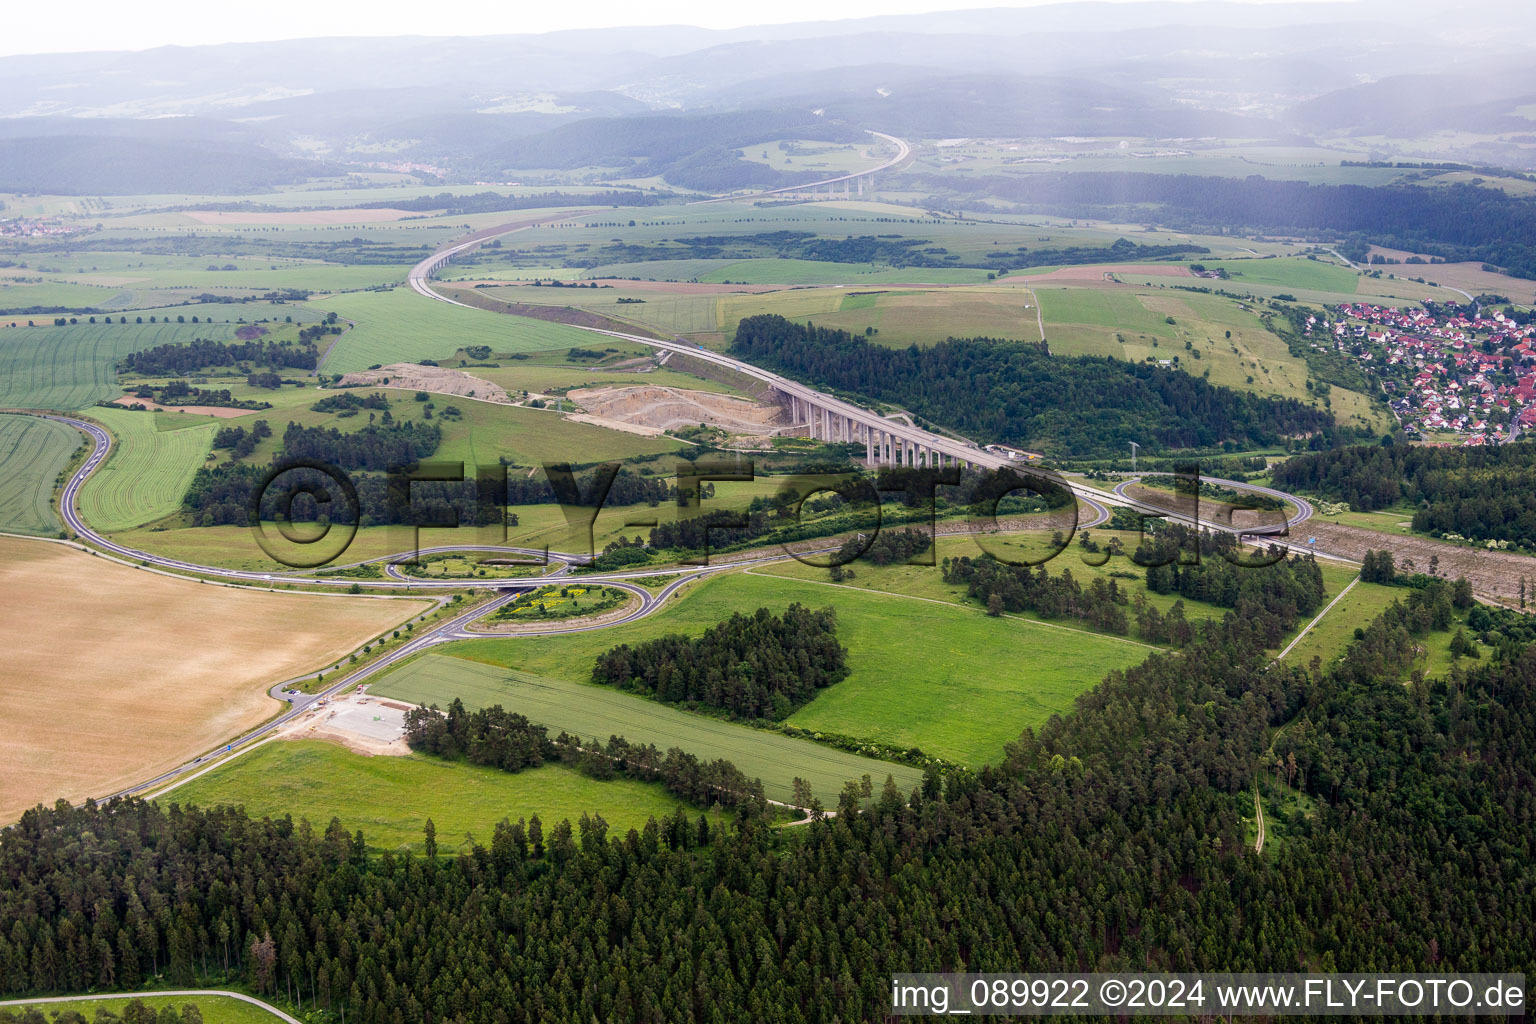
[1025,264,1196,283]
[1299,521,1536,605]
[337,364,512,403]
[570,384,789,433]
[110,397,256,418]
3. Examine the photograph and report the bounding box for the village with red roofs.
[1311,301,1536,444]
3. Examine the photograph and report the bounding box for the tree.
[986,593,1005,617]
[1361,549,1396,584]
[248,932,277,995]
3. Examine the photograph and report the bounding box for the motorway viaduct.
[409,136,1323,547]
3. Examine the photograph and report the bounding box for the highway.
[42,176,1353,804]
[46,189,1344,596]
[686,130,913,205]
[408,213,1349,546]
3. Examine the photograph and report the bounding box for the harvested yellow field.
[0,536,432,823]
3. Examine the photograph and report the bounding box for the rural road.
[102,566,723,802]
[45,411,800,592]
[1325,244,1476,303]
[0,991,297,1022]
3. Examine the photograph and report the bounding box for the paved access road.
[1111,474,1314,531]
[0,991,298,1023]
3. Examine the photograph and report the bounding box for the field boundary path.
[1254,790,1266,854]
[1274,575,1360,664]
[0,991,297,1022]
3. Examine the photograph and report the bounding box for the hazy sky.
[7,0,1304,57]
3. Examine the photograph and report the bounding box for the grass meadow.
[431,562,1151,767]
[1279,575,1486,677]
[312,289,595,374]
[371,652,924,804]
[696,258,991,286]
[169,739,704,852]
[1192,256,1360,293]
[714,284,1040,345]
[469,283,722,335]
[0,994,284,1023]
[0,413,79,535]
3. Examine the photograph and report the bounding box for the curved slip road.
[1111,474,1314,531]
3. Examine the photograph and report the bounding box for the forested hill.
[1,576,1531,1019]
[914,172,1536,278]
[731,314,1343,457]
[1272,440,1536,546]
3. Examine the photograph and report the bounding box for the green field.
[1031,284,1390,432]
[115,375,682,470]
[697,258,991,286]
[81,406,219,531]
[170,739,704,851]
[423,564,1151,767]
[1280,577,1392,669]
[0,249,413,312]
[0,320,235,410]
[0,413,79,535]
[111,474,780,571]
[738,138,886,174]
[0,994,285,1022]
[432,400,681,466]
[372,652,924,804]
[1037,286,1178,338]
[582,258,743,282]
[468,283,722,336]
[474,361,738,396]
[1280,576,1482,677]
[1192,256,1359,293]
[723,286,1042,347]
[312,288,596,374]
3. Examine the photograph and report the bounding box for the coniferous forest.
[2,585,1532,1022]
[731,315,1346,456]
[1272,440,1536,546]
[591,604,849,719]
